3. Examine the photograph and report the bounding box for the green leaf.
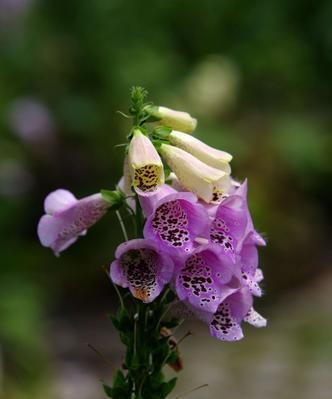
[113,370,127,389]
[103,382,114,398]
[166,350,179,365]
[149,371,165,387]
[101,190,125,210]
[160,377,177,398]
[109,314,120,330]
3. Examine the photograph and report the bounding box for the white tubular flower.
[128,129,164,195]
[159,144,230,203]
[169,130,232,173]
[146,105,197,134]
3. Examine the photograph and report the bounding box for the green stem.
[106,88,181,399]
[116,209,129,241]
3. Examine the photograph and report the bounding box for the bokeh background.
[1,1,332,398]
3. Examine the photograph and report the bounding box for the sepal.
[101,189,125,210]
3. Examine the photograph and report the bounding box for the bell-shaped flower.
[146,105,197,133]
[175,245,237,313]
[169,130,232,173]
[209,189,249,260]
[110,239,174,303]
[38,189,110,256]
[209,180,266,258]
[207,286,254,341]
[143,192,210,255]
[159,144,230,203]
[128,129,164,196]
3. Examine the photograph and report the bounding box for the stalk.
[104,88,181,398]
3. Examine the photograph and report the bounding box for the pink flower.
[37,189,110,256]
[110,239,174,303]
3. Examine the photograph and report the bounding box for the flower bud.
[128,129,164,195]
[159,143,230,203]
[169,130,232,173]
[146,105,197,133]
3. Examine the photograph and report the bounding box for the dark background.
[0,1,332,398]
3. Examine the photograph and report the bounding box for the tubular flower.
[143,192,210,255]
[209,191,249,259]
[159,143,230,203]
[128,129,164,196]
[110,239,174,303]
[175,245,236,313]
[208,287,253,341]
[37,189,110,256]
[169,130,232,173]
[146,105,197,133]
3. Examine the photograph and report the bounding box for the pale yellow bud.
[159,144,230,203]
[169,130,232,173]
[147,105,197,133]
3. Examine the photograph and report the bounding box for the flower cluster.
[112,177,266,341]
[37,88,266,343]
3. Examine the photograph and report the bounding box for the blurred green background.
[1,0,332,398]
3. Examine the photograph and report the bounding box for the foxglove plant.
[38,87,267,399]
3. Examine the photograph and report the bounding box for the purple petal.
[233,180,267,248]
[210,193,248,259]
[244,307,267,327]
[44,189,77,215]
[209,301,244,341]
[209,287,253,341]
[240,233,259,275]
[175,245,235,313]
[239,233,263,296]
[144,192,210,255]
[139,184,177,217]
[111,239,174,303]
[255,268,264,283]
[110,260,127,287]
[241,271,262,297]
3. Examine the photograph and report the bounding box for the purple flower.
[208,287,253,341]
[209,189,248,260]
[37,189,110,256]
[110,239,174,303]
[208,179,266,258]
[143,192,210,255]
[175,245,237,313]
